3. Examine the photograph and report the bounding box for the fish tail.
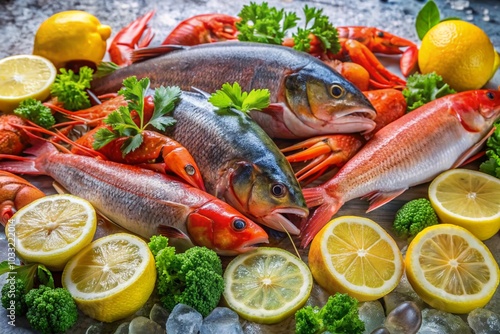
[300,186,343,248]
[0,140,56,175]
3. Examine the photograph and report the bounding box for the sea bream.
[0,142,269,256]
[300,89,500,247]
[91,42,377,139]
[161,91,309,235]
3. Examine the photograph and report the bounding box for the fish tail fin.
[0,140,56,175]
[300,186,343,248]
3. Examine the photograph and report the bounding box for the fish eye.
[185,164,195,176]
[232,219,247,231]
[486,91,494,100]
[330,85,344,98]
[377,31,384,38]
[271,183,287,198]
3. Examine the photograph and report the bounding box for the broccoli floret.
[1,277,28,315]
[393,198,439,238]
[13,98,56,128]
[295,293,365,334]
[24,285,78,334]
[148,236,224,317]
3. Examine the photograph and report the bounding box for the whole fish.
[300,89,500,247]
[0,142,268,255]
[162,91,309,235]
[91,42,377,139]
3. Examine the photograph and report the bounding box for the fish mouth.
[235,235,270,254]
[261,207,309,235]
[330,107,378,134]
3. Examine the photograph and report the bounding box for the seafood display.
[92,42,377,139]
[1,0,500,333]
[0,141,268,255]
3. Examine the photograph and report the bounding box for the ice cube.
[129,316,163,334]
[166,304,203,334]
[417,309,472,334]
[384,301,421,334]
[467,308,500,334]
[200,307,243,334]
[358,300,385,334]
[149,303,169,328]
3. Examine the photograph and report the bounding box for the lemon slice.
[308,216,404,302]
[62,233,156,323]
[223,247,312,324]
[405,224,499,314]
[0,54,57,113]
[428,168,500,240]
[6,194,97,271]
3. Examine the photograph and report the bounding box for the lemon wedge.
[6,194,96,271]
[405,224,499,314]
[428,168,500,240]
[0,54,56,113]
[62,233,156,323]
[223,247,312,324]
[308,216,404,301]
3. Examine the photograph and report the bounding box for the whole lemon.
[33,11,112,69]
[418,20,497,92]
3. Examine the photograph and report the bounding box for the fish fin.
[190,87,211,98]
[300,198,342,248]
[365,189,407,212]
[131,45,189,63]
[157,224,191,241]
[302,186,327,208]
[0,140,55,175]
[451,126,495,168]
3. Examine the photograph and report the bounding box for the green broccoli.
[393,198,439,238]
[295,292,365,334]
[148,235,224,317]
[24,285,78,334]
[13,98,56,128]
[480,121,500,178]
[0,262,54,316]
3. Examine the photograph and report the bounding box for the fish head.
[223,161,309,235]
[186,200,268,256]
[454,90,500,132]
[284,62,377,136]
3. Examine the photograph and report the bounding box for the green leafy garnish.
[13,98,55,128]
[208,82,270,113]
[50,66,94,111]
[95,61,120,78]
[93,76,180,155]
[415,0,461,40]
[402,72,456,111]
[236,2,340,53]
[480,121,500,178]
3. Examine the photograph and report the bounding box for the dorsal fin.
[131,45,189,63]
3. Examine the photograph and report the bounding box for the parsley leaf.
[50,67,94,111]
[93,76,181,155]
[209,82,270,113]
[293,5,339,54]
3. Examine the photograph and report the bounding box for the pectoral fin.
[452,127,495,168]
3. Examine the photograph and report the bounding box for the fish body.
[91,42,376,139]
[162,91,309,235]
[0,143,268,255]
[301,89,500,247]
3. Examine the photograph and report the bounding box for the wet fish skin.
[92,42,376,139]
[162,91,309,235]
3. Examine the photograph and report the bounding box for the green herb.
[13,98,55,128]
[415,0,461,40]
[95,61,120,78]
[236,2,340,53]
[50,66,94,111]
[480,121,500,178]
[393,198,439,239]
[208,82,270,113]
[93,76,180,155]
[402,72,456,111]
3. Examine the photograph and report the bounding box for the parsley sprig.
[236,2,340,54]
[208,82,270,114]
[50,66,94,111]
[93,76,180,155]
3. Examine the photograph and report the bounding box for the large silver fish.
[92,42,376,139]
[162,91,309,235]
